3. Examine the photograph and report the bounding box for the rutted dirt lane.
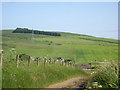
[47,77,89,88]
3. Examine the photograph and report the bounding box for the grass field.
[2,30,118,63]
[1,30,118,88]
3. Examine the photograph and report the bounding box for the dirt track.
[47,77,89,88]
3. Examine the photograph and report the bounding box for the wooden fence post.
[44,60,45,66]
[37,58,39,66]
[53,59,56,64]
[64,62,66,66]
[73,60,75,66]
[49,58,51,64]
[28,56,31,67]
[16,55,19,68]
[0,50,3,66]
[44,57,47,66]
[0,53,2,66]
[61,61,64,66]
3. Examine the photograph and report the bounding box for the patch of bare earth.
[47,77,89,88]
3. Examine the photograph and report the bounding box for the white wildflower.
[98,85,102,88]
[11,48,16,51]
[93,82,98,88]
[88,87,92,89]
[0,50,3,53]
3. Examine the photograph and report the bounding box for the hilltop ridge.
[7,28,118,44]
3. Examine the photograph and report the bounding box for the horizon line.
[1,28,118,40]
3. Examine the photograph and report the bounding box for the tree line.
[12,28,61,36]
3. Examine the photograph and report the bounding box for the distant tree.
[12,28,61,36]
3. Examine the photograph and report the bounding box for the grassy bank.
[2,61,88,88]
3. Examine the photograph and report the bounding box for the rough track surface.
[47,77,89,88]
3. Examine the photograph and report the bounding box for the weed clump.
[86,60,118,88]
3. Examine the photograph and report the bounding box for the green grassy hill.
[2,30,118,63]
[1,30,118,88]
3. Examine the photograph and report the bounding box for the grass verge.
[3,61,88,88]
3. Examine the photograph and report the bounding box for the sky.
[2,2,118,39]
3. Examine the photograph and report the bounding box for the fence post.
[53,59,56,64]
[49,58,51,64]
[44,57,47,66]
[16,54,19,68]
[0,50,3,66]
[44,60,45,66]
[73,60,75,66]
[0,54,2,65]
[73,55,76,66]
[37,58,39,66]
[28,56,30,67]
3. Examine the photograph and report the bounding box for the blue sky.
[2,2,118,39]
